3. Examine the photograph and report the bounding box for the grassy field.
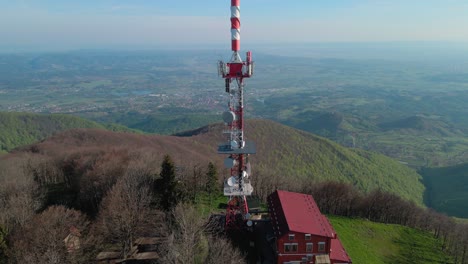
[329,216,454,264]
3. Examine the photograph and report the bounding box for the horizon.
[2,41,468,63]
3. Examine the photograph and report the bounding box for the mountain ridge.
[0,111,138,153]
[7,118,425,205]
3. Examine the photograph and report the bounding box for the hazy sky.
[1,0,468,51]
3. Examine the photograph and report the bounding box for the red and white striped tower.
[231,0,241,52]
[217,0,255,230]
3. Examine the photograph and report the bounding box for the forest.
[0,122,467,263]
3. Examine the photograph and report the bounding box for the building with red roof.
[267,190,352,264]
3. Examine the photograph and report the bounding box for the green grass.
[420,163,468,218]
[193,192,227,217]
[329,216,454,264]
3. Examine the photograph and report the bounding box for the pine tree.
[159,155,178,211]
[205,162,219,207]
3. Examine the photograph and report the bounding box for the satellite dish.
[230,140,238,149]
[245,213,251,219]
[227,176,237,187]
[224,157,236,168]
[242,171,248,178]
[247,220,253,227]
[246,162,252,175]
[222,111,236,123]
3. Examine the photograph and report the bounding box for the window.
[301,257,307,264]
[305,234,311,240]
[318,242,326,252]
[306,254,313,261]
[284,243,298,253]
[284,243,292,253]
[306,242,313,252]
[291,243,298,252]
[289,234,295,241]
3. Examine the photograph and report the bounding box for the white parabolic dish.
[227,176,237,187]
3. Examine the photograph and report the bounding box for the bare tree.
[161,203,246,264]
[162,203,206,263]
[306,181,360,216]
[0,156,42,233]
[97,165,164,257]
[9,205,89,264]
[205,236,246,264]
[252,169,290,202]
[459,223,468,264]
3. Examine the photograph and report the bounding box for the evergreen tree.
[159,155,178,211]
[205,162,219,206]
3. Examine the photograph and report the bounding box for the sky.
[1,0,468,51]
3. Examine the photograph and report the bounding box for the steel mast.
[217,0,255,230]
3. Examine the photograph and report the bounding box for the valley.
[2,50,468,167]
[1,47,468,262]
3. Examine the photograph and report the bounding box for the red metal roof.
[268,190,335,238]
[330,236,352,263]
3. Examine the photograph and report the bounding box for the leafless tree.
[253,169,290,202]
[9,205,90,264]
[458,223,468,264]
[205,236,246,264]
[306,181,361,217]
[161,203,246,264]
[162,203,206,263]
[97,163,164,257]
[0,156,42,233]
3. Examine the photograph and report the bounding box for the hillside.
[1,118,426,204]
[0,112,136,153]
[329,216,454,264]
[84,111,219,135]
[379,115,460,137]
[259,106,468,167]
[280,111,346,138]
[186,119,425,204]
[421,163,468,218]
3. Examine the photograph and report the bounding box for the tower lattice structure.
[217,0,255,230]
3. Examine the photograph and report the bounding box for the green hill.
[379,115,460,137]
[281,111,346,138]
[268,109,468,167]
[180,119,426,204]
[0,112,136,153]
[279,110,377,139]
[84,111,219,135]
[420,163,468,218]
[1,117,425,204]
[329,216,454,264]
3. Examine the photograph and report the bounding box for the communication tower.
[217,0,255,230]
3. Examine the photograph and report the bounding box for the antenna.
[217,0,256,230]
[227,176,237,187]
